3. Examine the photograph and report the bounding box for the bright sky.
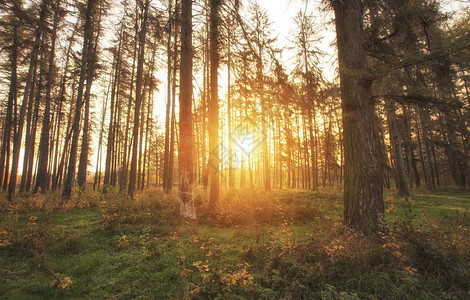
[259,0,337,82]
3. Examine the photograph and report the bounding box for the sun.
[234,133,254,156]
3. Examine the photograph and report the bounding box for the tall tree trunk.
[303,115,310,189]
[35,0,61,193]
[323,119,331,188]
[25,66,43,192]
[168,6,179,193]
[279,121,283,189]
[200,15,209,187]
[201,9,209,187]
[8,0,46,199]
[208,0,220,210]
[308,113,317,190]
[257,49,270,192]
[442,113,465,187]
[128,0,149,197]
[119,7,138,192]
[137,85,147,190]
[286,117,292,189]
[178,0,195,219]
[141,38,157,190]
[386,100,410,196]
[402,105,415,188]
[332,0,385,234]
[54,76,76,190]
[51,23,77,191]
[19,48,41,193]
[163,0,173,193]
[0,24,18,190]
[227,29,234,188]
[62,0,94,199]
[104,31,123,189]
[94,85,109,190]
[78,12,101,188]
[142,94,151,190]
[156,148,160,186]
[77,16,100,188]
[416,106,435,191]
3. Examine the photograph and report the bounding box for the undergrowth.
[0,187,469,298]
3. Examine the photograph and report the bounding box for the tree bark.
[62,0,94,199]
[51,23,77,191]
[332,0,385,234]
[119,6,138,192]
[227,24,234,188]
[416,106,435,191]
[163,0,173,193]
[128,0,149,197]
[208,0,220,210]
[94,84,109,190]
[77,14,101,188]
[104,31,123,189]
[8,0,46,199]
[35,0,61,193]
[0,24,18,190]
[386,100,410,196]
[178,0,196,219]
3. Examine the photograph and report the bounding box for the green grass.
[385,189,470,229]
[0,188,469,299]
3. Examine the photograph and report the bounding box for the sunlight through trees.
[0,0,469,230]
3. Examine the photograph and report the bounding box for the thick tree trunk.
[332,0,385,234]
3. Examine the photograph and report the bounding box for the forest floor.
[0,187,469,299]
